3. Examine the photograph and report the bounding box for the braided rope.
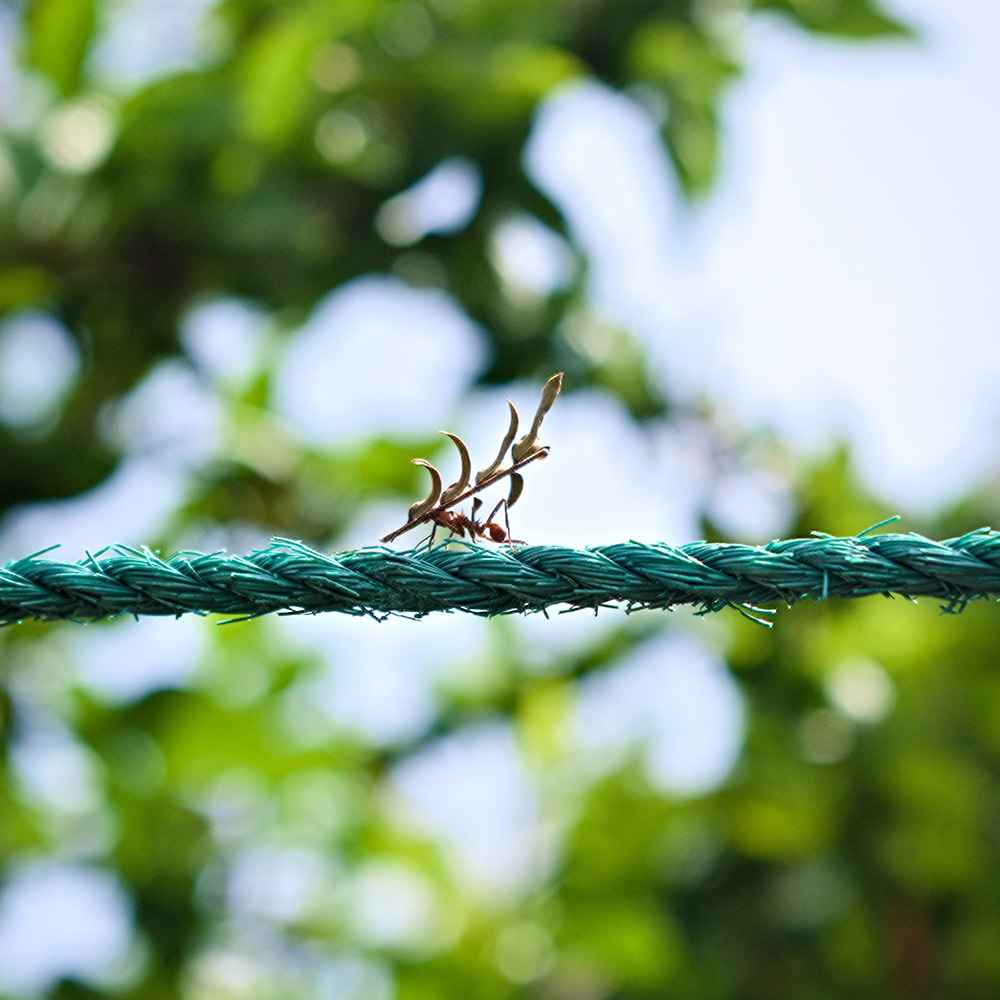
[2,527,999,625]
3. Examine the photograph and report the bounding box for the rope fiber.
[3,526,1000,625]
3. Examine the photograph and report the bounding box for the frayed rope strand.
[3,528,1000,625]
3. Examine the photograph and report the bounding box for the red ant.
[427,498,524,548]
[381,374,562,548]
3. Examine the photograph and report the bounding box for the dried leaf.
[511,372,562,463]
[440,432,472,504]
[507,472,524,508]
[476,399,519,482]
[407,459,442,521]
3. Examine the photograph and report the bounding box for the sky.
[700,0,1000,508]
[529,0,1000,511]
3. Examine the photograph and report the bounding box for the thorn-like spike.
[476,399,520,483]
[407,459,443,521]
[440,432,472,504]
[511,373,562,463]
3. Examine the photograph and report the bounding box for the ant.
[380,373,562,548]
[427,498,524,548]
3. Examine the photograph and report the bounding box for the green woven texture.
[3,528,1000,624]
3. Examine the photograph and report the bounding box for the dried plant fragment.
[379,373,563,545]
[476,399,519,483]
[440,432,472,504]
[511,373,562,463]
[506,472,524,508]
[407,459,442,521]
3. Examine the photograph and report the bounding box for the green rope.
[2,527,1000,625]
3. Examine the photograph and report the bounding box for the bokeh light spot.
[39,99,116,173]
[376,157,482,247]
[0,864,135,995]
[315,109,369,164]
[491,213,575,300]
[0,311,80,428]
[494,921,556,984]
[826,659,895,723]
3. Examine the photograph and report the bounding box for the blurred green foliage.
[7,1,1000,999]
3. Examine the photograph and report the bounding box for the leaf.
[24,0,97,97]
[511,372,562,463]
[507,472,524,509]
[664,108,719,197]
[476,399,519,483]
[458,43,584,125]
[440,432,472,504]
[628,20,736,196]
[407,459,442,521]
[238,6,326,144]
[750,0,914,39]
[237,0,379,144]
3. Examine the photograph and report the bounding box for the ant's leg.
[496,499,525,546]
[490,499,513,538]
[485,499,505,525]
[482,499,521,546]
[481,499,506,543]
[500,500,522,547]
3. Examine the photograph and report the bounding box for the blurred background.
[2,0,1000,996]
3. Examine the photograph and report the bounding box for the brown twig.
[379,448,550,543]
